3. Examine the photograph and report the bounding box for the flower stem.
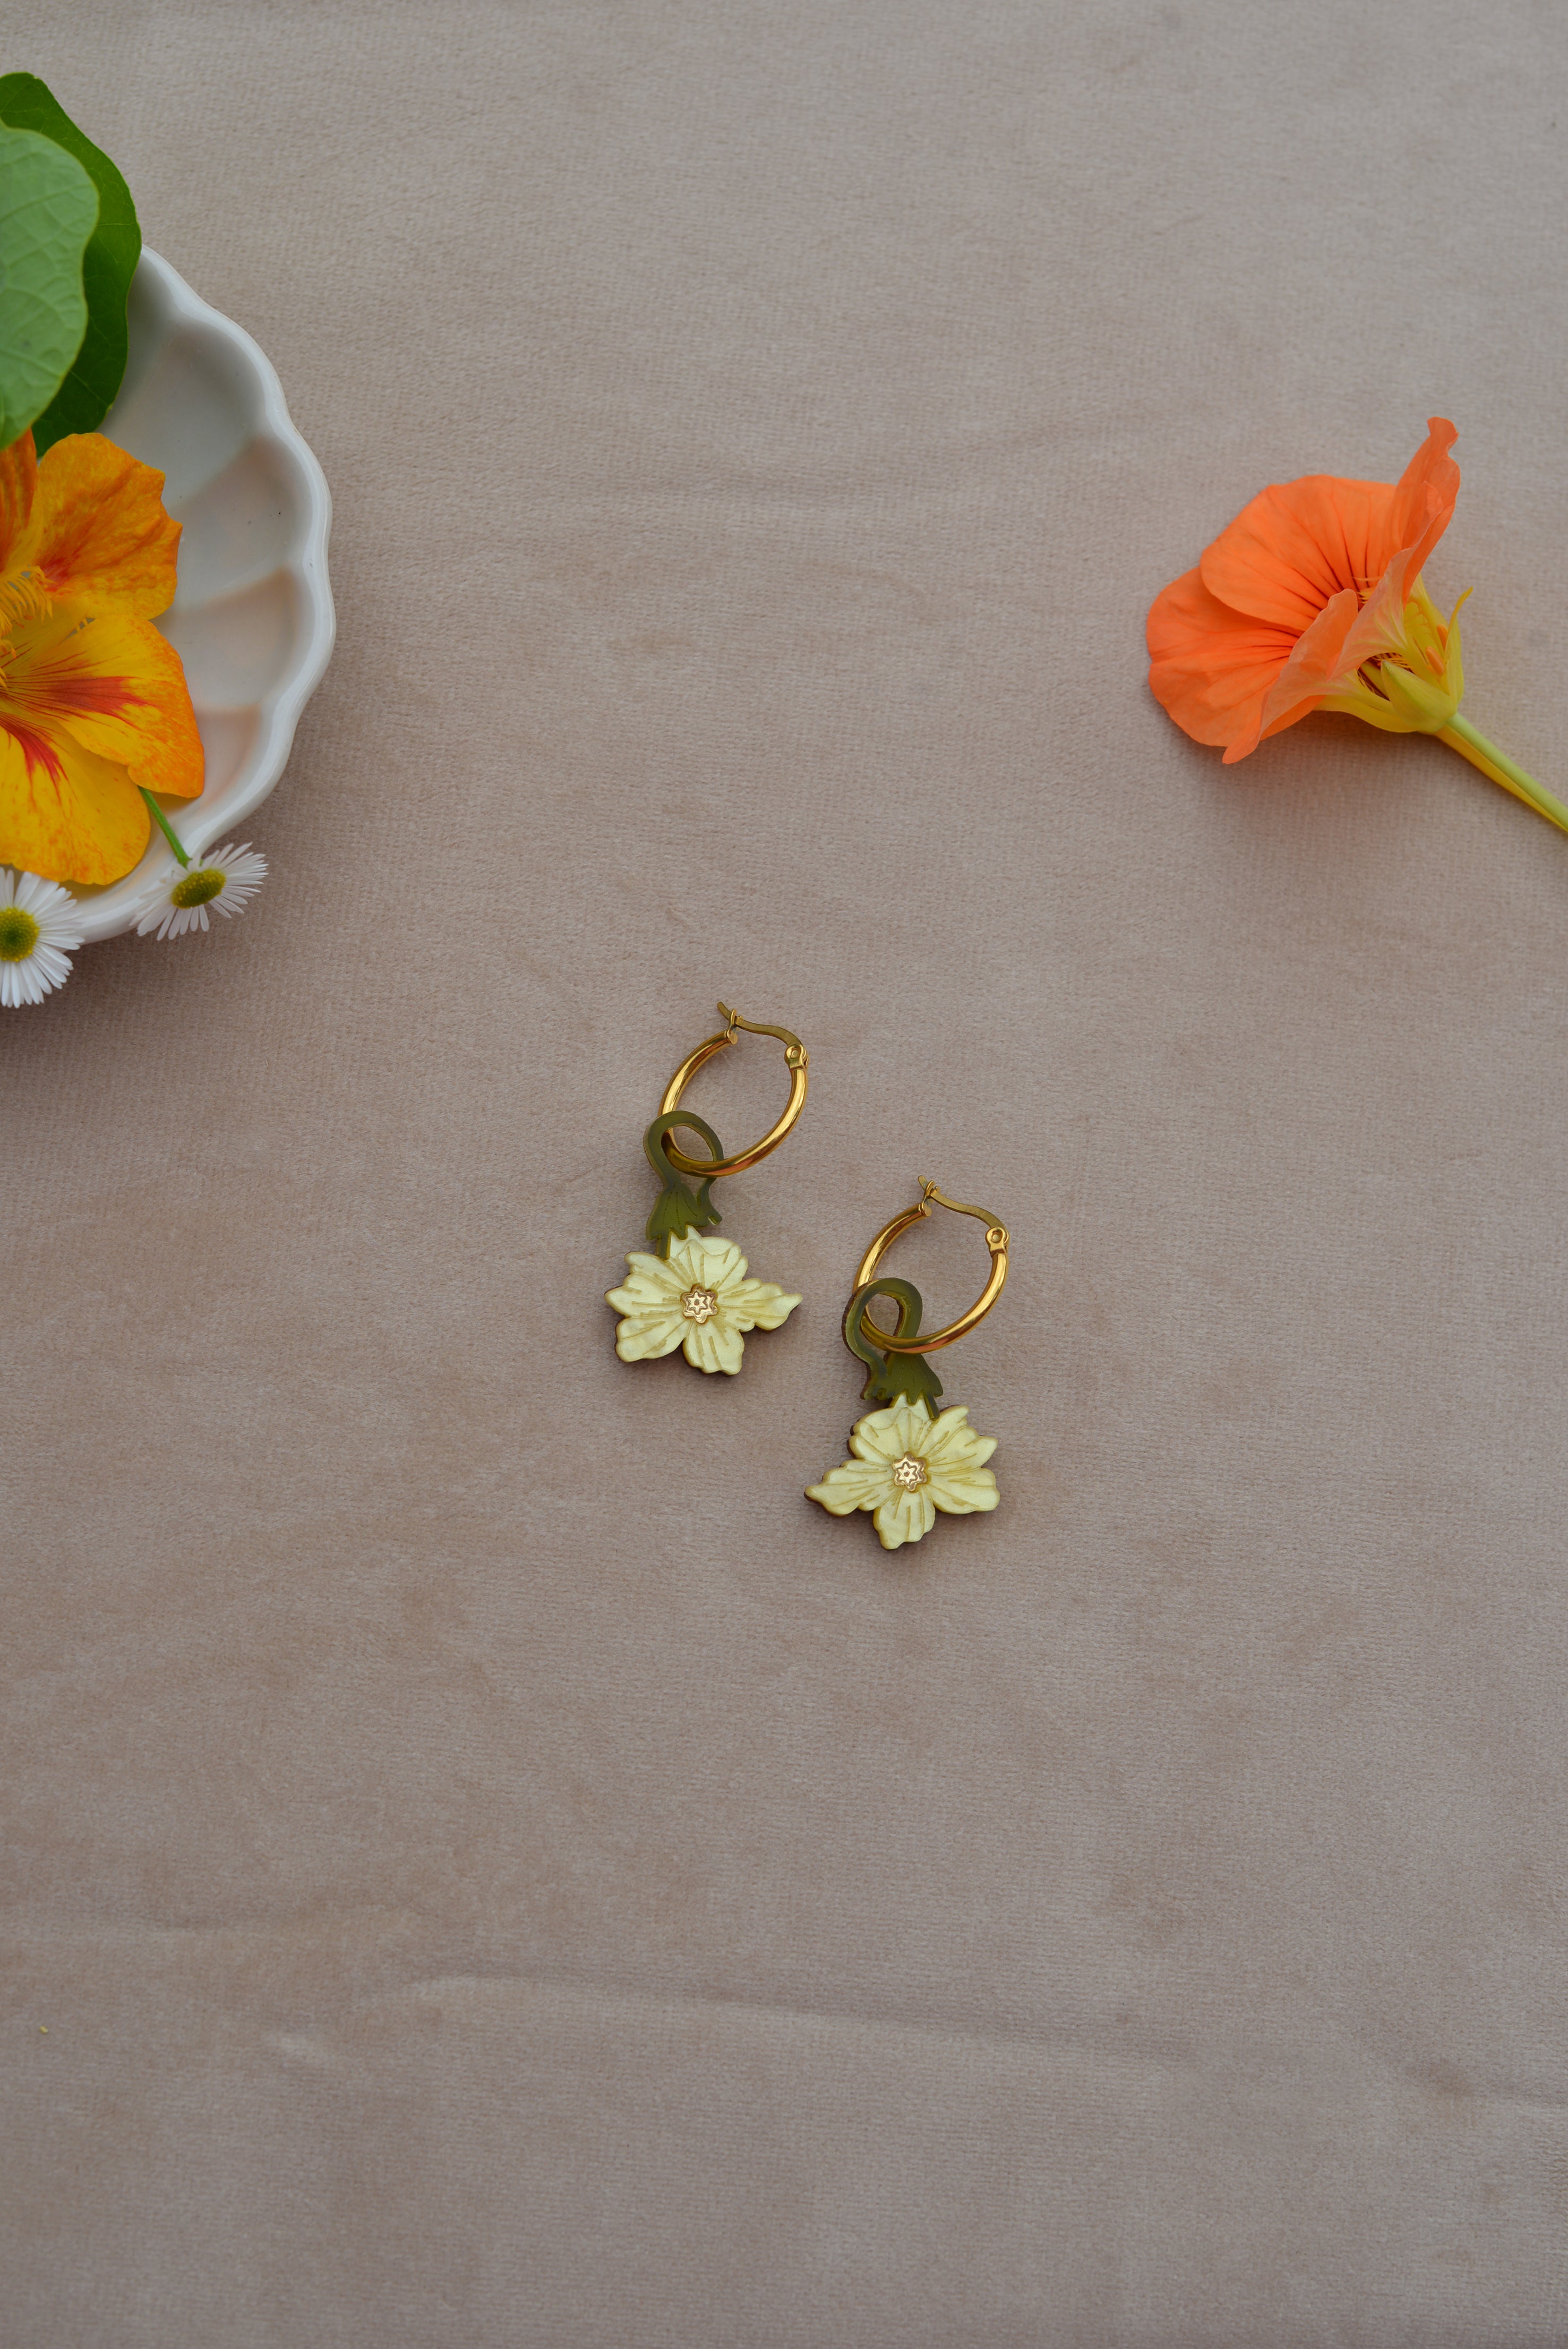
[140,787,191,867]
[1438,715,1568,838]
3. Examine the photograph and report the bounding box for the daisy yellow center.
[0,906,40,961]
[892,1454,929,1490]
[172,868,227,909]
[681,1285,719,1323]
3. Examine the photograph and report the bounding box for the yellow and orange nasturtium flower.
[1147,417,1568,835]
[0,427,202,886]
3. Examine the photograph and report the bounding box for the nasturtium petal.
[22,608,203,800]
[0,428,37,567]
[0,124,97,452]
[12,430,180,616]
[0,76,140,455]
[0,721,150,888]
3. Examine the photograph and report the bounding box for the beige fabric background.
[7,4,1568,2343]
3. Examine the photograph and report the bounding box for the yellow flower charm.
[807,1400,999,1552]
[606,1227,801,1375]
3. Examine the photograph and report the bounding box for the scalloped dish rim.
[71,247,335,944]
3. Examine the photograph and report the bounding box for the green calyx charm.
[844,1277,944,1419]
[642,1111,725,1258]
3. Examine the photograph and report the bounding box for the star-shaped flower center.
[681,1284,719,1324]
[892,1454,929,1490]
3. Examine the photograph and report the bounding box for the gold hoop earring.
[807,1181,1009,1552]
[604,1003,808,1377]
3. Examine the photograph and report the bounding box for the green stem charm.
[641,1112,725,1257]
[844,1278,945,1419]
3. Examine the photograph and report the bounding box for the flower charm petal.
[0,864,85,1005]
[606,1227,801,1374]
[0,429,203,886]
[807,1400,999,1551]
[133,841,267,939]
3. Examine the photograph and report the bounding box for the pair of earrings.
[604,1003,1010,1554]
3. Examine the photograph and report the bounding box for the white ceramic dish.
[74,248,335,942]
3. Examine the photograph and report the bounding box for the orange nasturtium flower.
[0,428,202,886]
[1147,417,1568,835]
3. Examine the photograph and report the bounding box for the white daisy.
[135,843,267,940]
[0,868,87,1007]
[808,1399,999,1551]
[606,1227,801,1374]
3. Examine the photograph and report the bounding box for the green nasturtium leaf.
[0,124,97,453]
[0,75,140,452]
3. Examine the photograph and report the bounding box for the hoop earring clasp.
[659,1002,809,1180]
[853,1181,1009,1354]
